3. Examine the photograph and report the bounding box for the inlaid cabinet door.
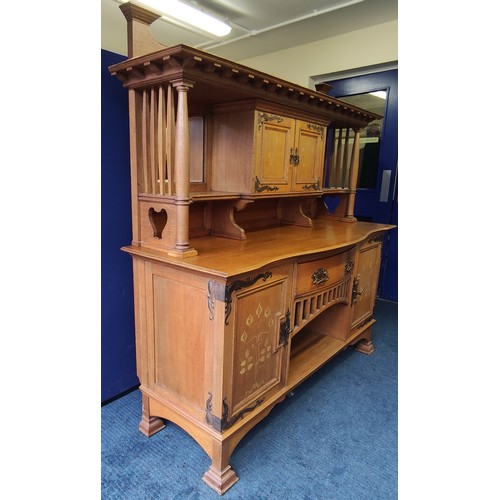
[225,265,292,418]
[351,240,382,328]
[290,120,325,192]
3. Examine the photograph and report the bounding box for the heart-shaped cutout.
[148,208,168,239]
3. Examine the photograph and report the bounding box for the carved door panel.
[226,266,292,419]
[290,120,325,192]
[351,240,382,328]
[253,112,294,193]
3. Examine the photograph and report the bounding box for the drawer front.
[295,249,354,296]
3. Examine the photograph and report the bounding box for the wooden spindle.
[141,89,149,193]
[328,128,337,188]
[342,128,350,188]
[157,85,166,195]
[166,84,174,195]
[344,128,361,222]
[335,128,343,188]
[128,89,140,244]
[149,87,157,193]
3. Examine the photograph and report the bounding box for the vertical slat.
[335,128,343,188]
[302,299,309,320]
[328,129,338,188]
[345,128,361,220]
[149,87,157,194]
[157,85,166,195]
[141,89,149,193]
[128,90,141,244]
[295,301,302,328]
[166,84,174,195]
[342,128,350,188]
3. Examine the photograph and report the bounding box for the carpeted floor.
[102,299,397,499]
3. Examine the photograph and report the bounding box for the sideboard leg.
[202,440,239,495]
[202,464,239,495]
[139,415,166,437]
[138,393,166,437]
[355,338,375,355]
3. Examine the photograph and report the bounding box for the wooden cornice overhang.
[109,44,381,128]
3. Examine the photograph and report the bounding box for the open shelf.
[288,328,346,387]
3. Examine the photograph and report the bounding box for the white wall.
[239,20,397,89]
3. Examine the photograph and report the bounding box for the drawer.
[295,249,354,296]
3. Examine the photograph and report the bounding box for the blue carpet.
[102,299,397,499]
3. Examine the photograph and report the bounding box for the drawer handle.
[311,268,329,285]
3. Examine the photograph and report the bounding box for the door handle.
[380,169,391,202]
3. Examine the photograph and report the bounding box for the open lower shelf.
[288,328,346,387]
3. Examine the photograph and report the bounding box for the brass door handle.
[352,277,364,302]
[345,258,354,274]
[290,147,300,165]
[279,310,291,347]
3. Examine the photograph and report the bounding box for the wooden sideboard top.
[122,220,394,278]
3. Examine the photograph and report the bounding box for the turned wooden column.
[168,80,198,257]
[343,128,361,222]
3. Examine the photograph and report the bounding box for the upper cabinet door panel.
[291,120,325,192]
[254,112,294,193]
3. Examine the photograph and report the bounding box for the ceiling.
[101,0,398,61]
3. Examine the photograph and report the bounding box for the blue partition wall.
[101,49,138,402]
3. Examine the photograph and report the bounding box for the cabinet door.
[226,266,292,418]
[351,241,382,328]
[253,112,294,193]
[290,120,325,192]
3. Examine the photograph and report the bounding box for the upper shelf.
[109,43,381,128]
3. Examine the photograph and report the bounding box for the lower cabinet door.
[226,265,292,419]
[351,240,382,328]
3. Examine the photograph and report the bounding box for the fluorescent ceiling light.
[139,0,232,37]
[369,91,387,100]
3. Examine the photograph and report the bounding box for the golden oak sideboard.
[108,2,395,494]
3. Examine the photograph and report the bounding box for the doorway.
[324,69,398,301]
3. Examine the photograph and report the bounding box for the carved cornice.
[109,44,381,127]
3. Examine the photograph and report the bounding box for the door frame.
[313,66,398,301]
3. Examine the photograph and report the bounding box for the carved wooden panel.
[149,267,208,412]
[351,242,382,328]
[228,272,290,416]
[291,120,325,191]
[254,113,294,192]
